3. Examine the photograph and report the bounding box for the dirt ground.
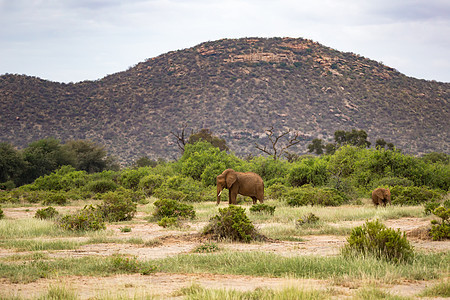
[1,206,449,299]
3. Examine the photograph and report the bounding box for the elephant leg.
[251,196,257,205]
[228,190,232,204]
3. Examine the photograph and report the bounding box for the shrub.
[30,166,88,191]
[265,183,289,200]
[287,158,328,187]
[35,206,59,220]
[203,205,262,242]
[390,186,443,205]
[153,187,187,202]
[429,206,450,241]
[249,203,276,215]
[296,213,320,227]
[286,186,347,206]
[118,167,152,190]
[139,174,164,195]
[58,205,105,231]
[342,219,414,263]
[85,179,118,193]
[157,216,180,228]
[119,226,132,233]
[42,191,68,206]
[0,207,3,219]
[193,242,220,253]
[372,177,413,188]
[0,180,15,190]
[97,190,137,222]
[152,199,196,220]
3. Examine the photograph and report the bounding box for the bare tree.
[170,124,191,153]
[255,127,301,160]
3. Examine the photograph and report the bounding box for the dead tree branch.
[255,127,301,160]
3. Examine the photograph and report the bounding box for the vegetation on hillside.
[1,37,448,163]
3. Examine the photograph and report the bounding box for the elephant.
[216,169,264,205]
[371,188,391,207]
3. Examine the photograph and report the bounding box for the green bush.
[265,183,289,200]
[286,186,347,206]
[35,206,59,220]
[193,242,220,253]
[97,190,137,222]
[342,219,414,263]
[249,203,276,215]
[390,186,443,205]
[85,179,118,193]
[429,206,450,241]
[58,205,105,231]
[372,177,413,188]
[287,158,329,187]
[30,166,88,191]
[157,216,180,228]
[152,198,196,220]
[0,207,3,219]
[139,174,164,195]
[42,191,68,206]
[0,180,15,190]
[296,213,320,227]
[118,167,152,190]
[203,205,262,242]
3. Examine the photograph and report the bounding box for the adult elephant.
[216,169,264,205]
[371,188,391,207]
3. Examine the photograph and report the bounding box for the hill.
[0,37,449,164]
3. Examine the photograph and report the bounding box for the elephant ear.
[226,172,237,189]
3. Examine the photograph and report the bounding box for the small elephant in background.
[372,188,391,207]
[216,169,264,205]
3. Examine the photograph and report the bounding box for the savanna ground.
[0,198,449,299]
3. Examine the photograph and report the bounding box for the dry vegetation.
[0,198,449,299]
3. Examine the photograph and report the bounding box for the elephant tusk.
[218,191,222,197]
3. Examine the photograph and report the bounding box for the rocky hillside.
[1,37,449,164]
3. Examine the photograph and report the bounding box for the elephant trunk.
[216,185,223,205]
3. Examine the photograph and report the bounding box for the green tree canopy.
[62,140,116,173]
[187,129,228,152]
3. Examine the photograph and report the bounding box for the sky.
[1,0,449,83]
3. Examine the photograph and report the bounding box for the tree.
[21,138,74,184]
[132,156,158,168]
[307,138,325,155]
[188,129,228,152]
[255,127,300,160]
[62,140,115,173]
[171,126,228,153]
[170,124,191,153]
[334,129,371,148]
[0,142,25,186]
[375,138,395,151]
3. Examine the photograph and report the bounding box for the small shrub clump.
[203,205,263,242]
[296,213,320,227]
[97,191,137,222]
[152,199,196,220]
[157,216,180,228]
[249,203,276,215]
[58,205,105,231]
[85,179,118,193]
[342,219,414,263]
[429,206,450,241]
[41,191,68,206]
[0,207,3,219]
[35,206,59,220]
[193,242,220,253]
[286,186,347,206]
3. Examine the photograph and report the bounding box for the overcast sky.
[1,0,449,83]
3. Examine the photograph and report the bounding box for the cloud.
[0,0,448,82]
